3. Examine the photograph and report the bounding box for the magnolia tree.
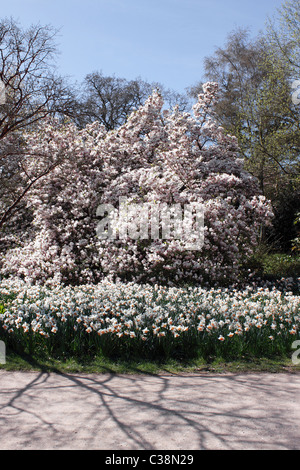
[0,83,273,286]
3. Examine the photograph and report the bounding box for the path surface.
[0,370,299,450]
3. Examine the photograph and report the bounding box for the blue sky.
[1,0,284,93]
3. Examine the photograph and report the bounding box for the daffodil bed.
[0,278,299,361]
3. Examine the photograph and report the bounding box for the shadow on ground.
[0,367,299,450]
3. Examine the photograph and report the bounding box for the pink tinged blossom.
[0,83,273,286]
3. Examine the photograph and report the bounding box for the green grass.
[1,350,299,375]
[246,247,300,280]
[262,253,300,277]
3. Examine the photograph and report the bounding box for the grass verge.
[1,351,299,375]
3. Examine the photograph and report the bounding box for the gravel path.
[0,370,299,450]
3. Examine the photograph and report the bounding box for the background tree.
[0,17,75,140]
[266,0,300,78]
[71,71,191,130]
[0,18,75,237]
[263,0,300,250]
[188,24,300,251]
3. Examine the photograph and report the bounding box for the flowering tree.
[0,83,273,286]
[1,118,107,285]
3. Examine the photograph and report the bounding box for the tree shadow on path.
[0,362,299,450]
